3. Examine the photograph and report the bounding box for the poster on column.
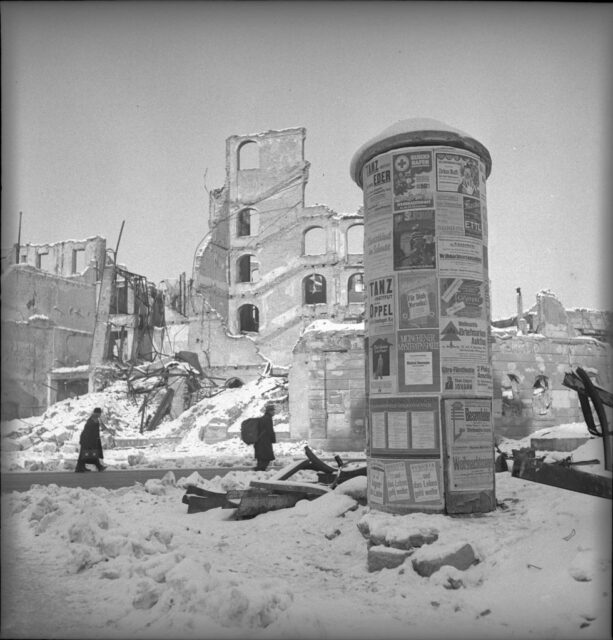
[370,333,396,395]
[393,210,436,270]
[462,197,482,240]
[364,215,393,277]
[435,151,481,198]
[440,318,488,362]
[397,329,441,393]
[441,361,492,396]
[367,275,395,335]
[444,398,494,492]
[369,396,439,455]
[392,150,434,212]
[398,273,438,329]
[440,278,484,319]
[362,154,393,215]
[438,237,483,280]
[367,458,444,512]
[434,193,465,236]
[444,398,493,445]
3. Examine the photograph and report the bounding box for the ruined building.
[187,127,365,382]
[1,236,166,419]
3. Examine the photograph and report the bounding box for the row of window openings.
[237,273,365,332]
[30,249,86,274]
[236,212,364,253]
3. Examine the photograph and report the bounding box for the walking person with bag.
[75,407,107,472]
[254,402,276,471]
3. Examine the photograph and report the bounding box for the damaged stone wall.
[492,333,612,439]
[186,300,267,389]
[1,315,93,419]
[11,236,106,281]
[290,324,366,451]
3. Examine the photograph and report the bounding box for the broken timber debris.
[511,448,612,500]
[181,445,367,518]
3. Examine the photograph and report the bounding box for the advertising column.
[350,118,495,514]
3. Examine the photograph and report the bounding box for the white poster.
[410,461,441,503]
[371,411,386,449]
[387,412,409,449]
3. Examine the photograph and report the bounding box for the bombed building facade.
[186,128,365,384]
[1,237,167,420]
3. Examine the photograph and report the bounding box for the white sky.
[1,1,612,318]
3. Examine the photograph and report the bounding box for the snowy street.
[1,461,611,640]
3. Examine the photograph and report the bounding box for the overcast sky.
[1,1,611,318]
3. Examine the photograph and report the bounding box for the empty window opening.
[237,208,258,237]
[304,227,325,255]
[56,378,89,402]
[304,274,327,304]
[239,304,259,333]
[348,272,365,302]
[72,249,86,274]
[347,224,364,254]
[238,140,259,170]
[501,373,522,417]
[36,252,50,271]
[107,328,128,361]
[111,276,129,314]
[532,374,552,415]
[237,255,259,283]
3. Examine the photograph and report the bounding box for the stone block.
[368,545,413,572]
[412,542,479,577]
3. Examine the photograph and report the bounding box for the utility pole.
[15,211,23,263]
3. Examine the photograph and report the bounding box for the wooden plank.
[186,494,239,514]
[511,449,612,499]
[235,489,304,518]
[249,479,331,497]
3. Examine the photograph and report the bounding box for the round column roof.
[350,117,492,187]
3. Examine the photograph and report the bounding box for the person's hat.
[93,407,102,414]
[264,402,275,411]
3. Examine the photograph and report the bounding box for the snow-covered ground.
[1,377,612,639]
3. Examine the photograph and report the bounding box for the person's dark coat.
[79,416,104,459]
[254,412,276,464]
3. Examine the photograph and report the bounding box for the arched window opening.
[237,255,258,283]
[237,208,257,237]
[347,224,364,255]
[225,378,244,389]
[533,375,549,391]
[348,272,365,303]
[238,140,259,170]
[501,373,522,417]
[532,374,552,415]
[304,227,325,256]
[304,274,327,305]
[239,304,259,333]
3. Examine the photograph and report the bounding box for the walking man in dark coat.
[75,407,107,472]
[254,402,276,471]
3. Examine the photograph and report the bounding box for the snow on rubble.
[0,375,326,472]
